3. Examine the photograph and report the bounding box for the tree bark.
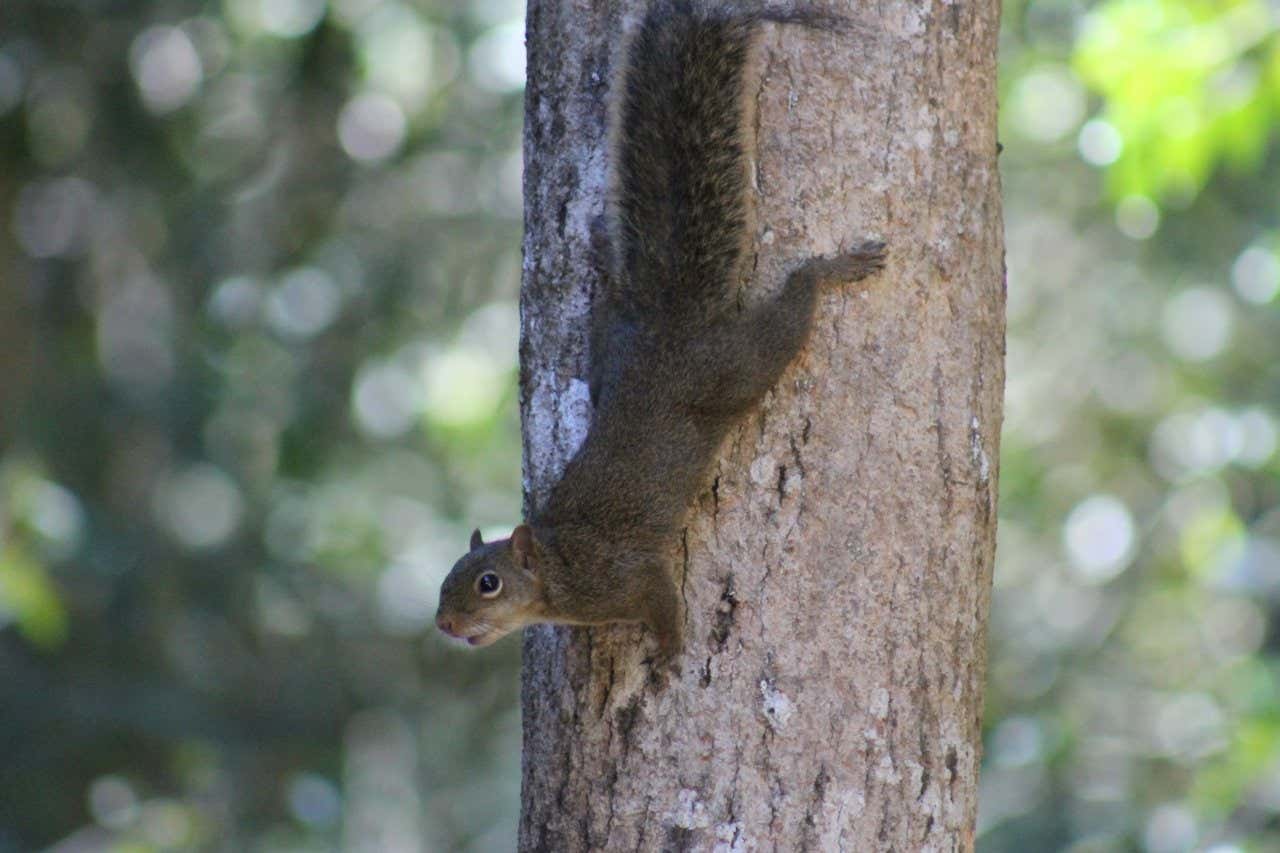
[517,1,1004,850]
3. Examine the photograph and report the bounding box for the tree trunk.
[517,1,1004,850]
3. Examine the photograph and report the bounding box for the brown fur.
[436,1,885,667]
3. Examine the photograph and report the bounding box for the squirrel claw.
[851,239,887,262]
[646,651,683,687]
[833,240,888,279]
[646,635,684,682]
[797,241,887,287]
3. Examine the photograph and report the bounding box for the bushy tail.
[610,1,760,318]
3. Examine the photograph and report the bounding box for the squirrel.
[435,1,885,668]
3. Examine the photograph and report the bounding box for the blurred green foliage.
[1,0,524,849]
[1,0,1278,850]
[1075,0,1280,202]
[989,0,1280,850]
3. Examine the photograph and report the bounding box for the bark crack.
[931,364,954,513]
[710,574,739,653]
[801,763,831,851]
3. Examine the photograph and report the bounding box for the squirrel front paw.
[807,240,887,285]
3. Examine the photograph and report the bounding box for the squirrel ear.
[470,528,484,551]
[511,524,535,569]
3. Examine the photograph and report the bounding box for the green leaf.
[0,542,69,650]
[1074,0,1280,201]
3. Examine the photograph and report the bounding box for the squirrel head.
[435,524,548,648]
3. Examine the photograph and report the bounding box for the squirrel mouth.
[439,623,501,647]
[435,612,504,645]
[465,630,501,647]
[437,615,502,647]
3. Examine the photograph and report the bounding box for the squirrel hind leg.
[641,571,685,674]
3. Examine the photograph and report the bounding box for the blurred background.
[0,0,1276,850]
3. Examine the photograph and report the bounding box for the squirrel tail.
[609,1,762,318]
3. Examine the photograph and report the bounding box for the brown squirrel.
[435,1,884,667]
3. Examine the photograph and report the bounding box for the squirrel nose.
[436,613,454,635]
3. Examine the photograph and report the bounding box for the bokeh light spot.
[422,346,508,429]
[1149,408,1271,477]
[338,92,407,162]
[991,716,1044,768]
[1115,194,1159,240]
[1077,118,1123,166]
[1010,66,1085,142]
[1154,693,1226,762]
[265,267,342,339]
[1063,494,1134,583]
[377,556,447,634]
[288,773,341,828]
[458,301,519,371]
[468,20,526,93]
[1236,408,1277,467]
[357,4,434,107]
[153,464,245,551]
[469,0,525,26]
[1231,246,1279,304]
[261,0,327,36]
[88,776,140,830]
[227,0,327,38]
[207,275,264,328]
[1144,804,1197,853]
[130,25,204,114]
[1161,288,1232,362]
[352,361,423,439]
[14,478,85,560]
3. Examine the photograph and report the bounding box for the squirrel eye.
[476,572,502,598]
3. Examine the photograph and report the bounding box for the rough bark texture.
[517,1,1004,850]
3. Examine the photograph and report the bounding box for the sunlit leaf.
[1074,0,1280,201]
[0,542,68,649]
